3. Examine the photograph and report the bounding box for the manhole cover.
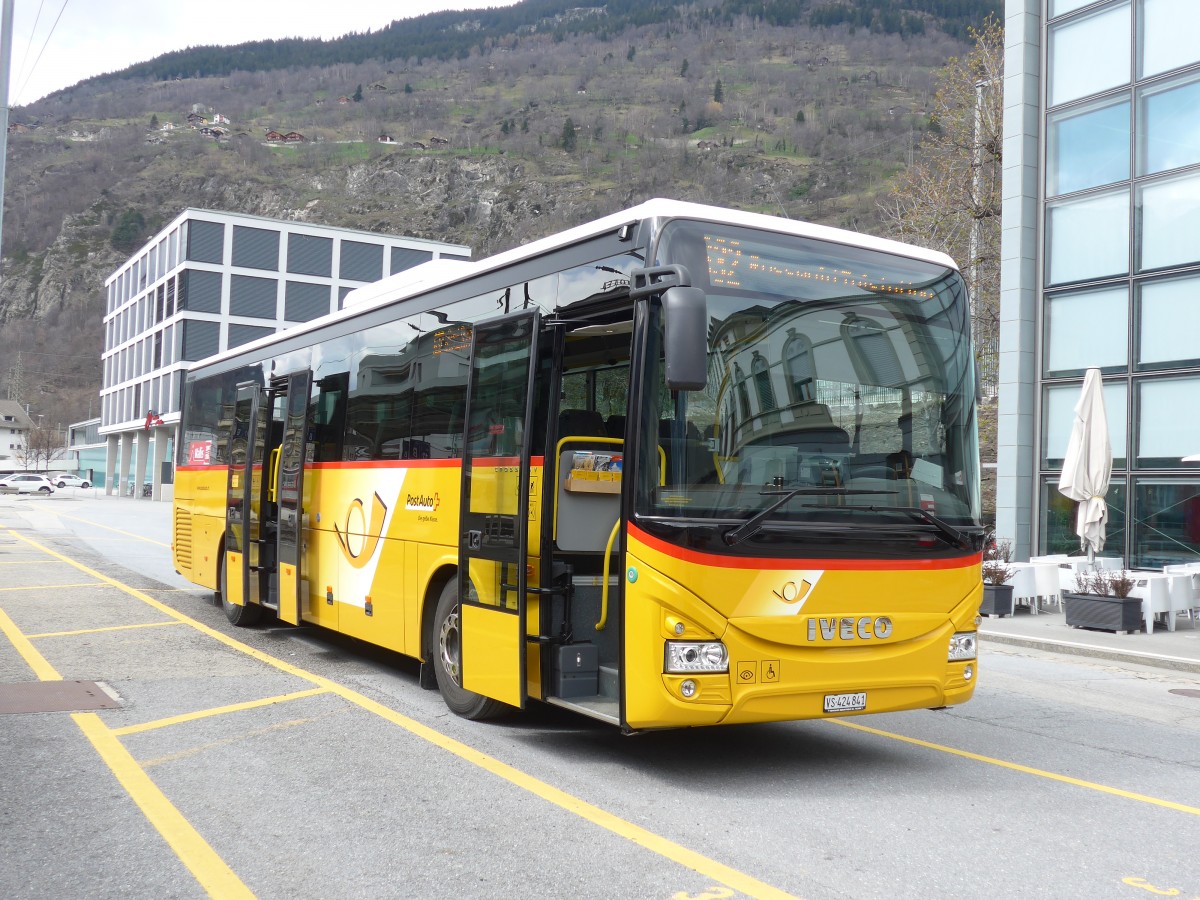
[0,681,120,714]
[1168,688,1200,699]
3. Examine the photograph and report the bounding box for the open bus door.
[224,372,312,625]
[275,370,312,625]
[457,311,540,708]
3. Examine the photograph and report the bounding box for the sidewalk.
[4,490,1199,673]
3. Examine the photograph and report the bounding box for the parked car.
[0,474,56,494]
[53,474,91,489]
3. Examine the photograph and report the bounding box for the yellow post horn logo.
[334,492,388,569]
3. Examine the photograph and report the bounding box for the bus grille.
[174,509,193,569]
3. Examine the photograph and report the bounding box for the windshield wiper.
[722,486,895,546]
[860,505,982,551]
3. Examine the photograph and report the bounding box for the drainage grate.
[0,681,121,714]
[1168,689,1200,699]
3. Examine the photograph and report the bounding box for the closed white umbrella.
[1057,368,1112,561]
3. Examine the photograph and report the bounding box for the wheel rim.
[438,610,462,686]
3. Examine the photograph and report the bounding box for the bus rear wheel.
[432,579,507,720]
[220,558,262,627]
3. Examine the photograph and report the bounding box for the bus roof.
[187,199,959,375]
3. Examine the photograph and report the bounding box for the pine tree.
[713,79,724,103]
[561,117,577,152]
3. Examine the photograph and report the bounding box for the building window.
[179,269,222,313]
[228,323,274,349]
[181,320,220,361]
[1136,273,1200,370]
[287,233,333,277]
[1130,478,1200,567]
[750,351,776,412]
[390,247,435,274]
[340,240,384,283]
[1138,0,1200,78]
[1046,95,1130,196]
[1048,1,1131,107]
[186,220,224,264]
[229,274,278,319]
[783,328,816,403]
[1138,70,1200,176]
[1136,375,1200,467]
[1136,169,1200,272]
[1042,380,1128,469]
[1045,188,1130,285]
[1044,285,1128,376]
[285,281,332,322]
[232,225,280,271]
[1040,477,1128,556]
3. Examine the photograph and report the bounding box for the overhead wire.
[12,0,70,106]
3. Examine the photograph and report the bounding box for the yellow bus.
[173,199,984,731]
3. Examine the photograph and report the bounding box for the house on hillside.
[186,112,207,127]
[337,96,351,104]
[0,401,34,466]
[265,130,285,142]
[368,83,387,92]
[430,136,449,146]
[282,132,307,143]
[159,122,175,131]
[7,122,32,134]
[377,134,397,144]
[211,113,230,125]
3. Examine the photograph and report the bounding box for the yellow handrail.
[267,447,281,503]
[596,518,620,631]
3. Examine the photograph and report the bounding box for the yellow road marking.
[73,713,254,898]
[49,510,170,548]
[832,719,1200,816]
[0,582,103,592]
[29,621,183,639]
[0,606,63,681]
[140,717,322,768]
[10,530,798,900]
[114,687,330,736]
[0,599,253,898]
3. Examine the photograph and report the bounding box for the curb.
[979,631,1200,675]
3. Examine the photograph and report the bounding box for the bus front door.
[458,311,540,708]
[224,383,267,613]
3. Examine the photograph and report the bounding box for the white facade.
[101,209,470,498]
[999,0,1200,566]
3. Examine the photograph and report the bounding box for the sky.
[7,0,522,106]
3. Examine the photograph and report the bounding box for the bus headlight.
[665,641,729,673]
[948,632,977,661]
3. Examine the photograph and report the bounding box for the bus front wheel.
[432,580,507,720]
[220,558,263,627]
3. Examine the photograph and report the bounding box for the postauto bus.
[173,199,984,732]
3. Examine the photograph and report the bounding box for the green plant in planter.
[1065,568,1142,632]
[980,538,1015,616]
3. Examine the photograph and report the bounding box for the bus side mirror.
[663,286,708,392]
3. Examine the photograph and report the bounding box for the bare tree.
[15,421,66,473]
[878,18,1003,397]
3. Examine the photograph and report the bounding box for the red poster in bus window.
[189,441,212,465]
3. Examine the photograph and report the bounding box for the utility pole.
[0,0,13,279]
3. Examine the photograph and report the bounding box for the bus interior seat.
[605,414,626,439]
[558,408,607,438]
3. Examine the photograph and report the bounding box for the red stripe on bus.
[177,457,547,472]
[627,522,981,571]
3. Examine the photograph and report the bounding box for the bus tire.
[432,579,507,720]
[220,558,262,627]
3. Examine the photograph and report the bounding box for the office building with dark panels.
[101,209,470,498]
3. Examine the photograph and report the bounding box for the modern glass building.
[999,0,1200,566]
[102,210,470,499]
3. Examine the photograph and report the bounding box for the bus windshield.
[637,220,981,544]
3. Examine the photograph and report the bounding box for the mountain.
[0,0,998,425]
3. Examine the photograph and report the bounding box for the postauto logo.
[405,492,440,512]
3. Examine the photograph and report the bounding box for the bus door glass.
[458,311,540,708]
[225,383,264,609]
[276,370,312,625]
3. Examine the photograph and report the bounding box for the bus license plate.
[824,692,867,713]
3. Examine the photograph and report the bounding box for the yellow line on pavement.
[73,713,254,898]
[113,687,330,736]
[0,583,103,592]
[11,530,798,900]
[49,510,171,548]
[0,588,254,898]
[0,605,63,681]
[28,621,183,639]
[831,719,1200,816]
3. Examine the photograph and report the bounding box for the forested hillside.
[0,0,998,425]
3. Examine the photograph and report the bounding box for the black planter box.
[979,583,1015,617]
[1063,592,1144,633]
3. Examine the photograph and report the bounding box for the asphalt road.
[2,492,1199,899]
